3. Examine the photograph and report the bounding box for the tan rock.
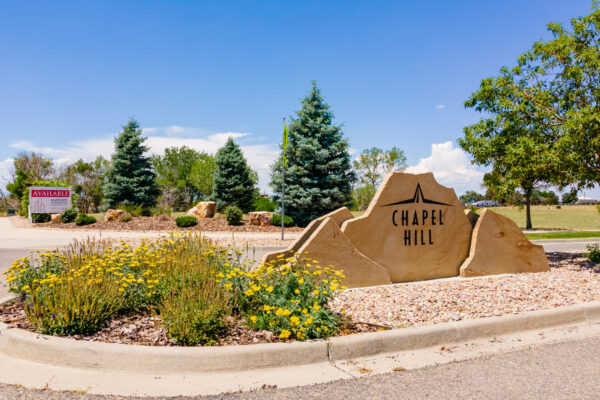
[294,217,391,288]
[464,209,480,228]
[186,201,216,219]
[459,209,549,277]
[262,207,355,264]
[249,211,271,227]
[341,172,473,282]
[50,213,62,223]
[104,209,125,222]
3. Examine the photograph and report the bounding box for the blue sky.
[0,0,597,197]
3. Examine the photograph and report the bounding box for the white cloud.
[405,141,484,195]
[435,104,446,110]
[7,127,279,193]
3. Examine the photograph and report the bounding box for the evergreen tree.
[211,137,256,212]
[271,81,355,226]
[103,119,160,210]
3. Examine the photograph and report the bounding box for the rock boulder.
[186,201,216,219]
[249,211,271,227]
[459,209,549,277]
[294,217,391,288]
[262,207,355,264]
[104,209,125,222]
[342,172,473,283]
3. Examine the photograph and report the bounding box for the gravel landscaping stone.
[331,252,600,328]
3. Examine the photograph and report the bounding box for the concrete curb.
[1,298,599,374]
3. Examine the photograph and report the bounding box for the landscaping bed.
[0,235,376,346]
[0,300,378,346]
[9,215,302,233]
[331,252,600,328]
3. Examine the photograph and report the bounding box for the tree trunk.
[525,190,533,230]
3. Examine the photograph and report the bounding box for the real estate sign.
[29,187,72,216]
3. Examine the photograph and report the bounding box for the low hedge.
[61,208,78,223]
[75,213,96,226]
[226,206,243,225]
[176,216,198,228]
[271,213,294,227]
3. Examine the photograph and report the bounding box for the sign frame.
[28,186,72,223]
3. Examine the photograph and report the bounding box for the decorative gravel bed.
[330,252,600,328]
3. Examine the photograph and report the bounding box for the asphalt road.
[0,334,598,399]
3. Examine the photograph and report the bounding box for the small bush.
[596,204,600,214]
[271,213,294,227]
[226,206,243,225]
[176,216,197,227]
[118,203,142,217]
[120,214,132,223]
[61,208,78,223]
[75,213,96,226]
[31,213,51,223]
[587,244,600,263]
[253,197,276,212]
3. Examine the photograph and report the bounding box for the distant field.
[488,205,600,230]
[525,231,600,240]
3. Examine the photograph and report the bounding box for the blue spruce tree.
[271,81,355,226]
[103,119,160,210]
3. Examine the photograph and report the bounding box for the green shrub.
[253,197,276,212]
[271,213,294,227]
[596,204,600,214]
[75,213,96,226]
[61,208,78,223]
[220,256,345,340]
[587,244,600,263]
[117,203,143,217]
[226,206,243,225]
[31,213,51,223]
[120,214,132,223]
[176,216,197,227]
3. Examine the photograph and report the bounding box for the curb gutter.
[1,299,599,374]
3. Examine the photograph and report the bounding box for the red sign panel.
[30,189,71,198]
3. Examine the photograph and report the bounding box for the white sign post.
[28,187,72,223]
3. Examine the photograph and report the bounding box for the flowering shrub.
[3,236,348,344]
[219,255,347,340]
[3,235,235,343]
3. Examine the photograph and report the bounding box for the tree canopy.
[459,5,600,228]
[103,119,160,210]
[211,137,256,212]
[270,81,355,226]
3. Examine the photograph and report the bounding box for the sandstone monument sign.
[263,172,549,288]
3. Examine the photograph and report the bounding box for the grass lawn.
[488,205,600,230]
[525,231,600,240]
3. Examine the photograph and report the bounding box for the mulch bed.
[0,300,380,347]
[23,215,303,233]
